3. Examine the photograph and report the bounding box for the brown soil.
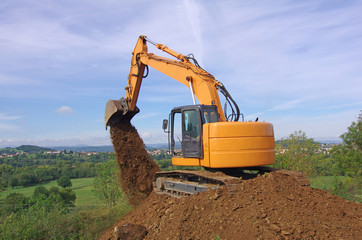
[110,121,160,206]
[100,172,362,240]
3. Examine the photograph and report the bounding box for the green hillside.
[0,145,55,154]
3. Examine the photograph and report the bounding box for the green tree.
[93,159,122,208]
[29,186,76,211]
[59,188,76,207]
[329,113,361,202]
[331,113,361,177]
[19,172,38,187]
[57,175,72,188]
[0,179,4,192]
[274,130,320,177]
[9,177,19,188]
[33,185,49,197]
[3,193,29,214]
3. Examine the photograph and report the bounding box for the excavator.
[105,35,308,197]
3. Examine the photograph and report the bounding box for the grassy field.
[0,178,106,208]
[309,176,340,191]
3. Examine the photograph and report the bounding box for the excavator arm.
[105,35,240,128]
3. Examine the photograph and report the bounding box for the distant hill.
[0,145,55,154]
[51,143,171,152]
[51,145,115,152]
[17,145,55,153]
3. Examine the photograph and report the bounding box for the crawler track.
[153,167,310,197]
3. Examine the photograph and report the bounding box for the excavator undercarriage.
[153,167,310,198]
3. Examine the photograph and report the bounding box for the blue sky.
[0,0,361,147]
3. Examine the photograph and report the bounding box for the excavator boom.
[105,35,240,128]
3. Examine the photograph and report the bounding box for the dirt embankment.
[100,172,362,240]
[110,121,160,206]
[107,120,361,239]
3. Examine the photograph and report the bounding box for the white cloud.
[269,98,307,111]
[0,122,20,132]
[182,0,204,63]
[0,73,41,86]
[0,136,112,148]
[0,113,22,121]
[0,113,22,132]
[56,106,74,114]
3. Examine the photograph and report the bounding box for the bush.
[19,173,39,187]
[331,176,362,203]
[0,203,132,240]
[2,193,29,214]
[57,176,72,188]
[30,186,76,211]
[9,177,19,188]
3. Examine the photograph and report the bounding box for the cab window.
[183,110,200,139]
[203,108,219,123]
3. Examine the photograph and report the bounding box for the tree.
[33,185,49,197]
[93,159,123,208]
[329,112,362,202]
[57,176,72,188]
[19,172,39,187]
[3,193,29,214]
[59,188,76,207]
[274,130,320,177]
[0,179,5,192]
[29,186,76,211]
[9,177,19,188]
[331,112,361,177]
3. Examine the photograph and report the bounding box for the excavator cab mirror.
[162,119,168,131]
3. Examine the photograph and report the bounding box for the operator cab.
[163,105,219,158]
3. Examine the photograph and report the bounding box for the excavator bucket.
[104,97,139,129]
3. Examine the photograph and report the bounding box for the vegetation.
[93,159,123,209]
[0,196,131,240]
[0,175,131,239]
[0,151,110,189]
[274,130,321,177]
[0,113,360,239]
[328,112,361,202]
[57,175,72,188]
[274,112,361,202]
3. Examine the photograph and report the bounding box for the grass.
[0,178,105,208]
[0,178,133,240]
[310,176,361,203]
[309,176,347,191]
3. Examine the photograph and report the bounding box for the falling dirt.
[100,172,361,240]
[110,121,160,206]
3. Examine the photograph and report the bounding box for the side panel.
[172,157,201,166]
[207,122,275,168]
[200,123,211,167]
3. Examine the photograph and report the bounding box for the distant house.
[46,151,61,154]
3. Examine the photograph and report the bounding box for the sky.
[0,0,361,147]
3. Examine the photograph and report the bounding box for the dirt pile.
[100,172,361,240]
[110,121,160,206]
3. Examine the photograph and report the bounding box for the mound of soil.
[110,121,160,206]
[100,172,361,240]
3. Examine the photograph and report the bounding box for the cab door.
[182,109,202,158]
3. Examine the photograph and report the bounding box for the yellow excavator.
[105,36,307,197]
